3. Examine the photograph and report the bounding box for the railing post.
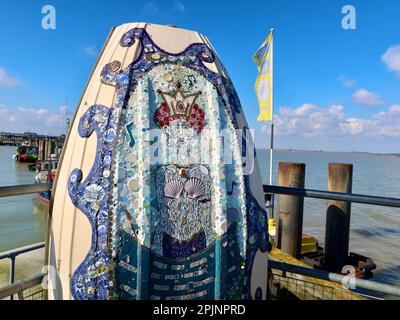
[324,163,353,271]
[277,162,306,258]
[9,256,15,284]
[9,256,15,300]
[47,160,52,184]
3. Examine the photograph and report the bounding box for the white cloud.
[142,2,159,13]
[0,105,68,135]
[254,103,400,152]
[83,45,99,57]
[338,75,356,88]
[271,104,346,138]
[174,1,185,12]
[0,67,22,87]
[388,104,400,115]
[264,103,400,139]
[382,45,400,76]
[371,104,400,137]
[353,88,382,107]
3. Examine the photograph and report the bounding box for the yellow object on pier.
[268,218,276,236]
[268,219,318,255]
[301,235,318,255]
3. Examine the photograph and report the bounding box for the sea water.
[0,146,47,251]
[258,149,400,288]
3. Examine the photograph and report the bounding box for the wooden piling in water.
[277,162,306,258]
[50,140,54,158]
[54,141,59,160]
[43,139,47,160]
[38,139,43,161]
[41,139,46,161]
[46,139,52,160]
[324,163,353,272]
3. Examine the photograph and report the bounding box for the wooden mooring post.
[42,139,46,161]
[324,163,353,272]
[47,139,53,160]
[277,162,305,258]
[38,139,44,161]
[54,141,59,160]
[37,138,59,161]
[43,139,48,161]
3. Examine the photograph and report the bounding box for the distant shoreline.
[0,144,398,157]
[256,148,400,157]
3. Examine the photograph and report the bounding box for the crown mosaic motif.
[154,86,206,133]
[160,88,200,117]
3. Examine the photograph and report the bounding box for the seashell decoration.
[199,165,209,175]
[84,184,105,203]
[184,178,205,199]
[93,112,108,123]
[164,179,184,199]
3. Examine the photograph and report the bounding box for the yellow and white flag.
[253,31,273,122]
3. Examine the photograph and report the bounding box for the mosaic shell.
[164,179,184,199]
[184,178,205,199]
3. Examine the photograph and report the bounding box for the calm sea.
[0,146,399,287]
[258,149,400,287]
[0,146,47,252]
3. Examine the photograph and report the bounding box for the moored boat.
[35,191,50,206]
[33,160,58,207]
[34,160,58,184]
[13,145,38,163]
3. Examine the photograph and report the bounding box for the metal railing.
[0,183,50,198]
[264,183,400,300]
[264,185,400,208]
[269,267,371,300]
[0,243,45,284]
[0,273,45,300]
[0,243,46,300]
[269,260,400,299]
[0,183,50,300]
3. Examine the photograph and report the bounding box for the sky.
[0,0,399,153]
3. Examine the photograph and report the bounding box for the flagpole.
[269,28,275,218]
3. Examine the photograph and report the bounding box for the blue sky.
[0,0,399,152]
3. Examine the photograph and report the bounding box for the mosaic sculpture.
[50,24,268,300]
